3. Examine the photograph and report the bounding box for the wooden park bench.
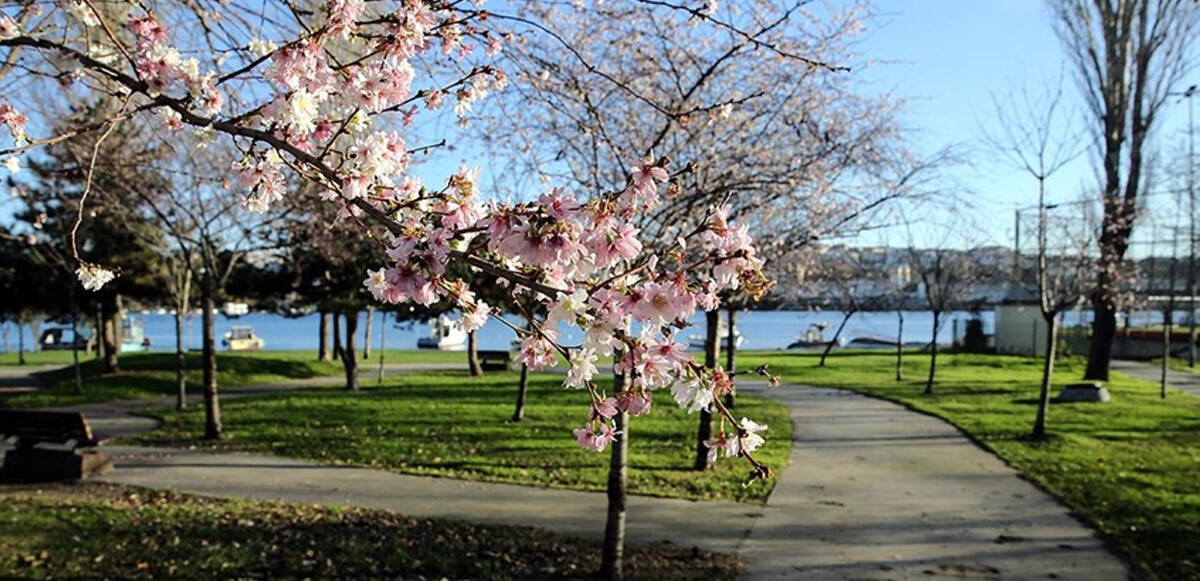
[478,350,512,372]
[0,410,112,481]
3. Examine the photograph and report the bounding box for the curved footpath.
[2,366,1130,580]
[1111,359,1200,398]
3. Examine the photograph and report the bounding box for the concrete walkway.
[0,364,59,404]
[1112,359,1200,398]
[738,382,1128,580]
[3,365,1131,580]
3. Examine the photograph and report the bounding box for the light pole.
[1169,86,1196,366]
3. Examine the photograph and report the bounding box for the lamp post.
[1169,85,1196,366]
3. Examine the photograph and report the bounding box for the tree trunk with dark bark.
[16,323,24,366]
[1033,316,1058,439]
[820,310,855,367]
[724,308,737,409]
[1161,310,1172,399]
[101,294,121,374]
[895,311,905,382]
[693,310,720,471]
[925,310,940,395]
[600,358,628,581]
[341,310,359,391]
[318,311,331,362]
[174,305,187,410]
[363,307,373,360]
[1084,296,1116,381]
[468,329,482,376]
[95,308,105,362]
[201,277,222,439]
[512,363,530,422]
[332,312,344,360]
[175,269,191,411]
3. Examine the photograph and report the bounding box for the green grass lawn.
[135,370,791,503]
[737,349,1200,581]
[2,349,475,408]
[0,483,739,581]
[1164,357,1200,375]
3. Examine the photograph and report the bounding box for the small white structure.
[417,315,467,350]
[993,284,1049,356]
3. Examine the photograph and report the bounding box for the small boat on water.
[222,302,250,318]
[687,321,746,351]
[418,315,468,350]
[119,317,151,352]
[38,327,92,351]
[844,335,902,348]
[787,322,844,350]
[223,325,265,351]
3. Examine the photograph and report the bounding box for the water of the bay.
[4,307,1192,353]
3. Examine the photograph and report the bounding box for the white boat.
[418,315,468,350]
[222,302,250,318]
[687,327,745,351]
[787,322,844,350]
[222,325,265,351]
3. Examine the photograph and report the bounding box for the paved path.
[2,365,1130,580]
[1112,359,1200,398]
[739,382,1128,580]
[0,364,59,404]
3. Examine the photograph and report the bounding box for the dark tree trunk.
[895,311,905,382]
[724,308,737,409]
[1161,309,1172,399]
[1084,295,1116,381]
[69,287,82,394]
[341,310,359,391]
[1033,316,1058,439]
[600,359,628,581]
[175,269,191,411]
[16,322,24,365]
[363,307,373,360]
[201,278,222,440]
[468,329,482,376]
[925,311,940,395]
[95,308,105,362]
[512,363,530,422]
[377,312,387,384]
[332,312,344,360]
[318,311,331,362]
[174,305,187,411]
[820,310,855,367]
[693,310,720,471]
[101,294,120,373]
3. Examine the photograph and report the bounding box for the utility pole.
[1186,88,1196,367]
[1171,86,1197,367]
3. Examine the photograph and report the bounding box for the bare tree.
[909,230,981,395]
[1049,0,1200,380]
[981,76,1093,437]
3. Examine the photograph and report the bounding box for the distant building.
[993,284,1047,356]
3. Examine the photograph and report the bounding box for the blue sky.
[854,0,1196,248]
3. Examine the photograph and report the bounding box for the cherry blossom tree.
[1,2,803,575]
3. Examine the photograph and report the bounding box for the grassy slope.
[0,483,739,581]
[737,349,1200,581]
[2,350,472,408]
[136,370,791,503]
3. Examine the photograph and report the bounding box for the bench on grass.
[0,410,112,481]
[478,350,512,372]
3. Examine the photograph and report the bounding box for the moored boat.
[223,326,265,351]
[417,315,468,350]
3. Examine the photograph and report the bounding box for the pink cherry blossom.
[573,422,618,452]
